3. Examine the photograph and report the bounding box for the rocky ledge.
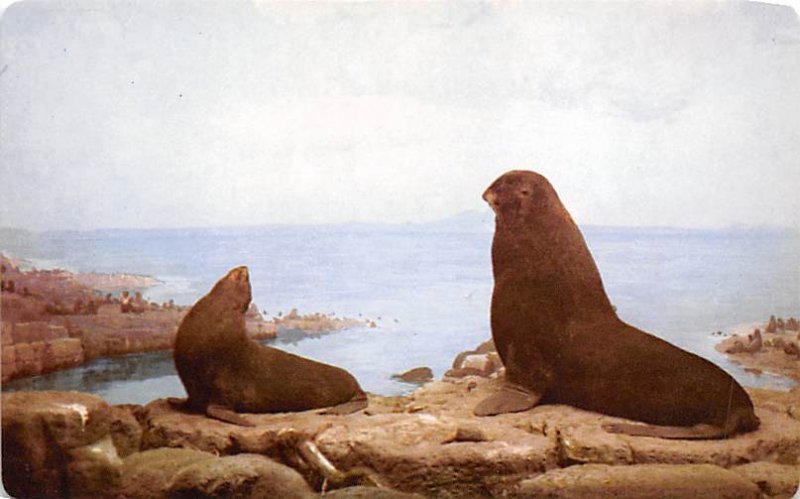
[3,377,799,498]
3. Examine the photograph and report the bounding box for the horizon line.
[0,209,797,235]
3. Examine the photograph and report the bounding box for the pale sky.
[1,1,799,231]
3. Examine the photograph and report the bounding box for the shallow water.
[2,217,798,403]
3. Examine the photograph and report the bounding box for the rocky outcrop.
[136,377,800,497]
[4,376,800,498]
[1,322,84,382]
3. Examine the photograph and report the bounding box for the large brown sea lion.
[173,266,367,425]
[475,170,759,439]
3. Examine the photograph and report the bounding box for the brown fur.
[173,267,366,418]
[476,170,759,438]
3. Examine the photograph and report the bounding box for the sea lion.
[475,170,759,439]
[173,266,367,425]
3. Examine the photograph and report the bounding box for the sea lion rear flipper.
[474,384,542,417]
[205,404,255,427]
[602,422,728,440]
[319,394,369,415]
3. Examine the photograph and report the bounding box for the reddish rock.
[43,338,84,372]
[2,322,14,346]
[1,345,17,382]
[13,341,46,376]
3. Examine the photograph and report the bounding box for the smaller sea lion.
[173,266,367,425]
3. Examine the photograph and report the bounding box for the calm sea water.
[2,214,798,404]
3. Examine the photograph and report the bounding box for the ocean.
[2,213,798,404]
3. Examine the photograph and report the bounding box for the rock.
[167,454,316,499]
[447,339,502,378]
[66,435,123,499]
[2,321,14,345]
[731,462,800,498]
[517,463,761,498]
[2,391,112,499]
[316,412,557,497]
[550,405,800,467]
[767,315,778,333]
[324,486,426,498]
[43,338,84,372]
[1,344,16,381]
[110,404,144,457]
[392,367,434,384]
[118,448,218,499]
[135,377,800,497]
[13,341,45,376]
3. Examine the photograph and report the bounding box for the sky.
[1,1,799,231]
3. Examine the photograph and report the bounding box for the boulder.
[117,448,218,499]
[2,391,112,499]
[167,453,316,499]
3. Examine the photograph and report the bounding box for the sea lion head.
[483,170,561,225]
[206,266,252,314]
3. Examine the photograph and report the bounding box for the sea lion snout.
[226,266,249,283]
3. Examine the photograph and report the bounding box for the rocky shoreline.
[1,256,368,385]
[3,374,799,498]
[3,320,799,498]
[715,315,800,384]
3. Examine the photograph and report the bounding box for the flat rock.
[517,463,761,498]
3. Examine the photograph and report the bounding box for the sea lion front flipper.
[473,384,542,417]
[205,404,255,427]
[602,422,728,440]
[319,394,369,415]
